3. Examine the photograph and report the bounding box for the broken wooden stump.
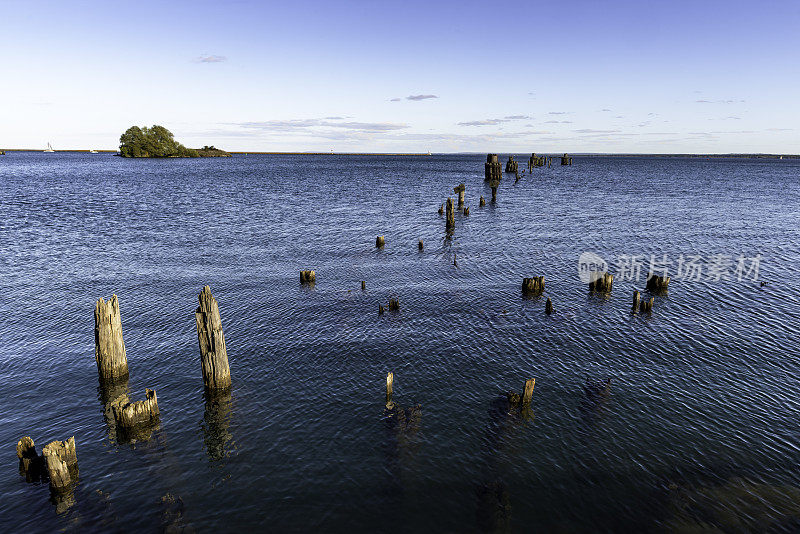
[560,153,573,165]
[16,436,44,481]
[479,195,485,207]
[418,239,424,251]
[463,206,470,216]
[507,378,536,409]
[545,298,553,315]
[112,388,160,438]
[504,156,518,174]
[385,371,394,408]
[446,197,455,230]
[361,280,366,290]
[528,153,545,170]
[383,372,421,436]
[588,272,613,292]
[454,183,466,207]
[379,304,385,314]
[42,437,78,492]
[388,299,399,311]
[94,295,129,381]
[632,290,640,313]
[196,285,231,391]
[299,270,316,284]
[485,154,502,182]
[646,274,670,292]
[376,235,385,248]
[640,297,654,313]
[522,276,545,296]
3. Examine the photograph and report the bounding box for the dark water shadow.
[381,403,422,508]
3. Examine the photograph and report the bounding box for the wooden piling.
[16,436,41,478]
[438,203,443,215]
[560,153,573,165]
[640,297,654,313]
[376,236,385,248]
[454,183,466,207]
[505,156,518,174]
[446,198,455,229]
[361,280,366,290]
[418,239,424,251]
[545,298,553,315]
[388,299,399,311]
[463,206,469,216]
[522,379,535,406]
[479,196,485,207]
[379,304,385,314]
[386,371,394,408]
[300,270,316,284]
[485,154,502,182]
[112,388,160,430]
[42,437,77,491]
[522,276,545,295]
[646,274,670,292]
[632,290,640,313]
[490,180,499,202]
[588,272,613,292]
[94,295,129,381]
[196,285,231,391]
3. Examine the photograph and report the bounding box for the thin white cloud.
[406,94,438,101]
[196,55,227,63]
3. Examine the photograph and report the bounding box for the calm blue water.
[1,152,800,532]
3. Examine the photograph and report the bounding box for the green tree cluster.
[119,125,199,157]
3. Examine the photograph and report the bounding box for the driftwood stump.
[94,295,129,381]
[300,270,316,284]
[522,276,545,295]
[589,272,614,292]
[42,437,78,491]
[196,286,231,390]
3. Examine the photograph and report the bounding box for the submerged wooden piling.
[386,371,394,408]
[632,290,640,313]
[300,270,316,284]
[646,274,670,292]
[361,280,366,290]
[454,183,466,207]
[446,198,455,229]
[376,236,385,248]
[42,437,77,491]
[545,298,553,315]
[588,272,613,292]
[94,295,129,381]
[479,195,485,207]
[507,378,536,408]
[438,203,444,215]
[196,285,231,391]
[485,154,502,182]
[522,276,545,295]
[112,389,160,430]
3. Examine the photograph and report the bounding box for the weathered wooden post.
[16,437,42,479]
[485,154,502,182]
[632,290,640,313]
[386,371,394,408]
[479,195,485,207]
[42,437,78,491]
[446,198,455,229]
[94,295,129,381]
[361,280,366,290]
[560,153,573,165]
[505,156,518,174]
[300,270,316,284]
[463,206,470,216]
[418,239,424,251]
[376,236,385,248]
[646,274,670,292]
[454,183,465,207]
[545,298,553,315]
[388,299,399,311]
[588,273,613,292]
[379,304,385,314]
[438,203,443,215]
[112,388,160,430]
[507,378,535,408]
[490,180,499,202]
[522,276,545,295]
[196,285,231,391]
[640,297,654,313]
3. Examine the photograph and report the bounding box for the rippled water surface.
[1,152,800,532]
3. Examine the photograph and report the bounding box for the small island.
[119,125,231,158]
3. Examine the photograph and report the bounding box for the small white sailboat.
[44,142,55,153]
[89,149,98,154]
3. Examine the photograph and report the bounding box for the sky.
[1,0,798,153]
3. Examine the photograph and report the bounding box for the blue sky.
[1,0,798,153]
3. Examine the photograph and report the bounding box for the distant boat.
[427,151,432,156]
[89,149,98,153]
[44,142,55,153]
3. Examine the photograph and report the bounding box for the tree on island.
[119,125,199,157]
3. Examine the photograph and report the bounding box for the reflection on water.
[160,493,195,533]
[201,389,235,462]
[98,378,130,443]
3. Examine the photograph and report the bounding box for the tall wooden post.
[386,372,394,408]
[446,198,455,230]
[94,295,129,381]
[196,286,231,390]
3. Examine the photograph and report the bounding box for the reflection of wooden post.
[42,437,77,491]
[386,372,394,408]
[94,295,129,381]
[196,286,231,390]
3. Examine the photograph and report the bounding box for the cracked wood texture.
[94,295,129,380]
[196,286,231,390]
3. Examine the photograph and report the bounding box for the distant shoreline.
[0,149,797,158]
